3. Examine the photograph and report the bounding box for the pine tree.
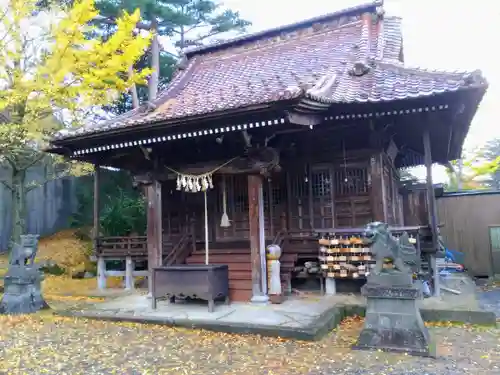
[93,0,251,112]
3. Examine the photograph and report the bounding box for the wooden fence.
[437,190,500,277]
[0,166,77,251]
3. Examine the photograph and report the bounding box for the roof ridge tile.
[184,1,383,57]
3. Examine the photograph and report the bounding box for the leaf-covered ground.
[0,232,499,374]
[0,310,498,375]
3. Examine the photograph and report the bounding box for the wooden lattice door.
[263,174,287,238]
[162,181,189,237]
[333,164,370,227]
[214,174,249,241]
[287,167,311,231]
[310,166,335,229]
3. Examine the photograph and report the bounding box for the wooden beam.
[147,180,163,294]
[248,174,269,303]
[423,128,440,297]
[141,148,281,180]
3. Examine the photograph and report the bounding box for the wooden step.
[288,239,316,244]
[228,270,252,280]
[186,254,251,263]
[195,241,250,250]
[287,249,317,254]
[191,248,249,255]
[287,245,317,251]
[184,260,253,271]
[288,237,316,242]
[296,254,320,259]
[229,279,252,290]
[286,245,317,251]
[281,253,298,262]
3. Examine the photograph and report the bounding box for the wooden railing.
[286,228,316,239]
[271,229,287,249]
[163,232,195,266]
[96,236,148,258]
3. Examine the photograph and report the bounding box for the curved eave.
[291,80,488,115]
[49,100,297,147]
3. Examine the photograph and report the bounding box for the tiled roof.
[287,61,486,106]
[54,1,486,141]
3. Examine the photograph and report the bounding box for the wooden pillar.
[125,256,134,290]
[93,166,106,290]
[97,256,106,290]
[258,179,268,295]
[369,153,387,222]
[307,164,314,229]
[147,180,163,295]
[93,165,101,252]
[248,174,269,303]
[423,129,440,297]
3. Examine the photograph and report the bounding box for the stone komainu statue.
[1,234,46,315]
[363,222,419,276]
[10,234,40,266]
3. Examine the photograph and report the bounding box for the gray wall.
[0,166,77,251]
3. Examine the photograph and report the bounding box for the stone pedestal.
[0,266,49,315]
[325,277,336,295]
[353,274,435,357]
[266,244,283,304]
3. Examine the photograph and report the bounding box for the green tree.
[444,140,500,191]
[71,169,146,236]
[444,160,479,191]
[468,139,500,189]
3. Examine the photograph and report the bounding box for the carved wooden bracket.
[132,172,155,187]
[286,111,323,127]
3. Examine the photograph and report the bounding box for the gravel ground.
[0,303,498,375]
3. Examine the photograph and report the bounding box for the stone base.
[269,294,284,304]
[0,290,50,315]
[250,293,270,304]
[0,266,50,315]
[366,272,414,288]
[353,283,436,358]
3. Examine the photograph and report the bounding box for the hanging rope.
[220,175,231,227]
[164,156,239,193]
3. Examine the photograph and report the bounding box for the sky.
[219,0,498,182]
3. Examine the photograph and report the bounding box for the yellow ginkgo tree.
[0,0,151,247]
[445,146,500,191]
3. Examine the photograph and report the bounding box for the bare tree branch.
[25,167,71,193]
[0,179,13,191]
[20,152,46,172]
[2,154,18,173]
